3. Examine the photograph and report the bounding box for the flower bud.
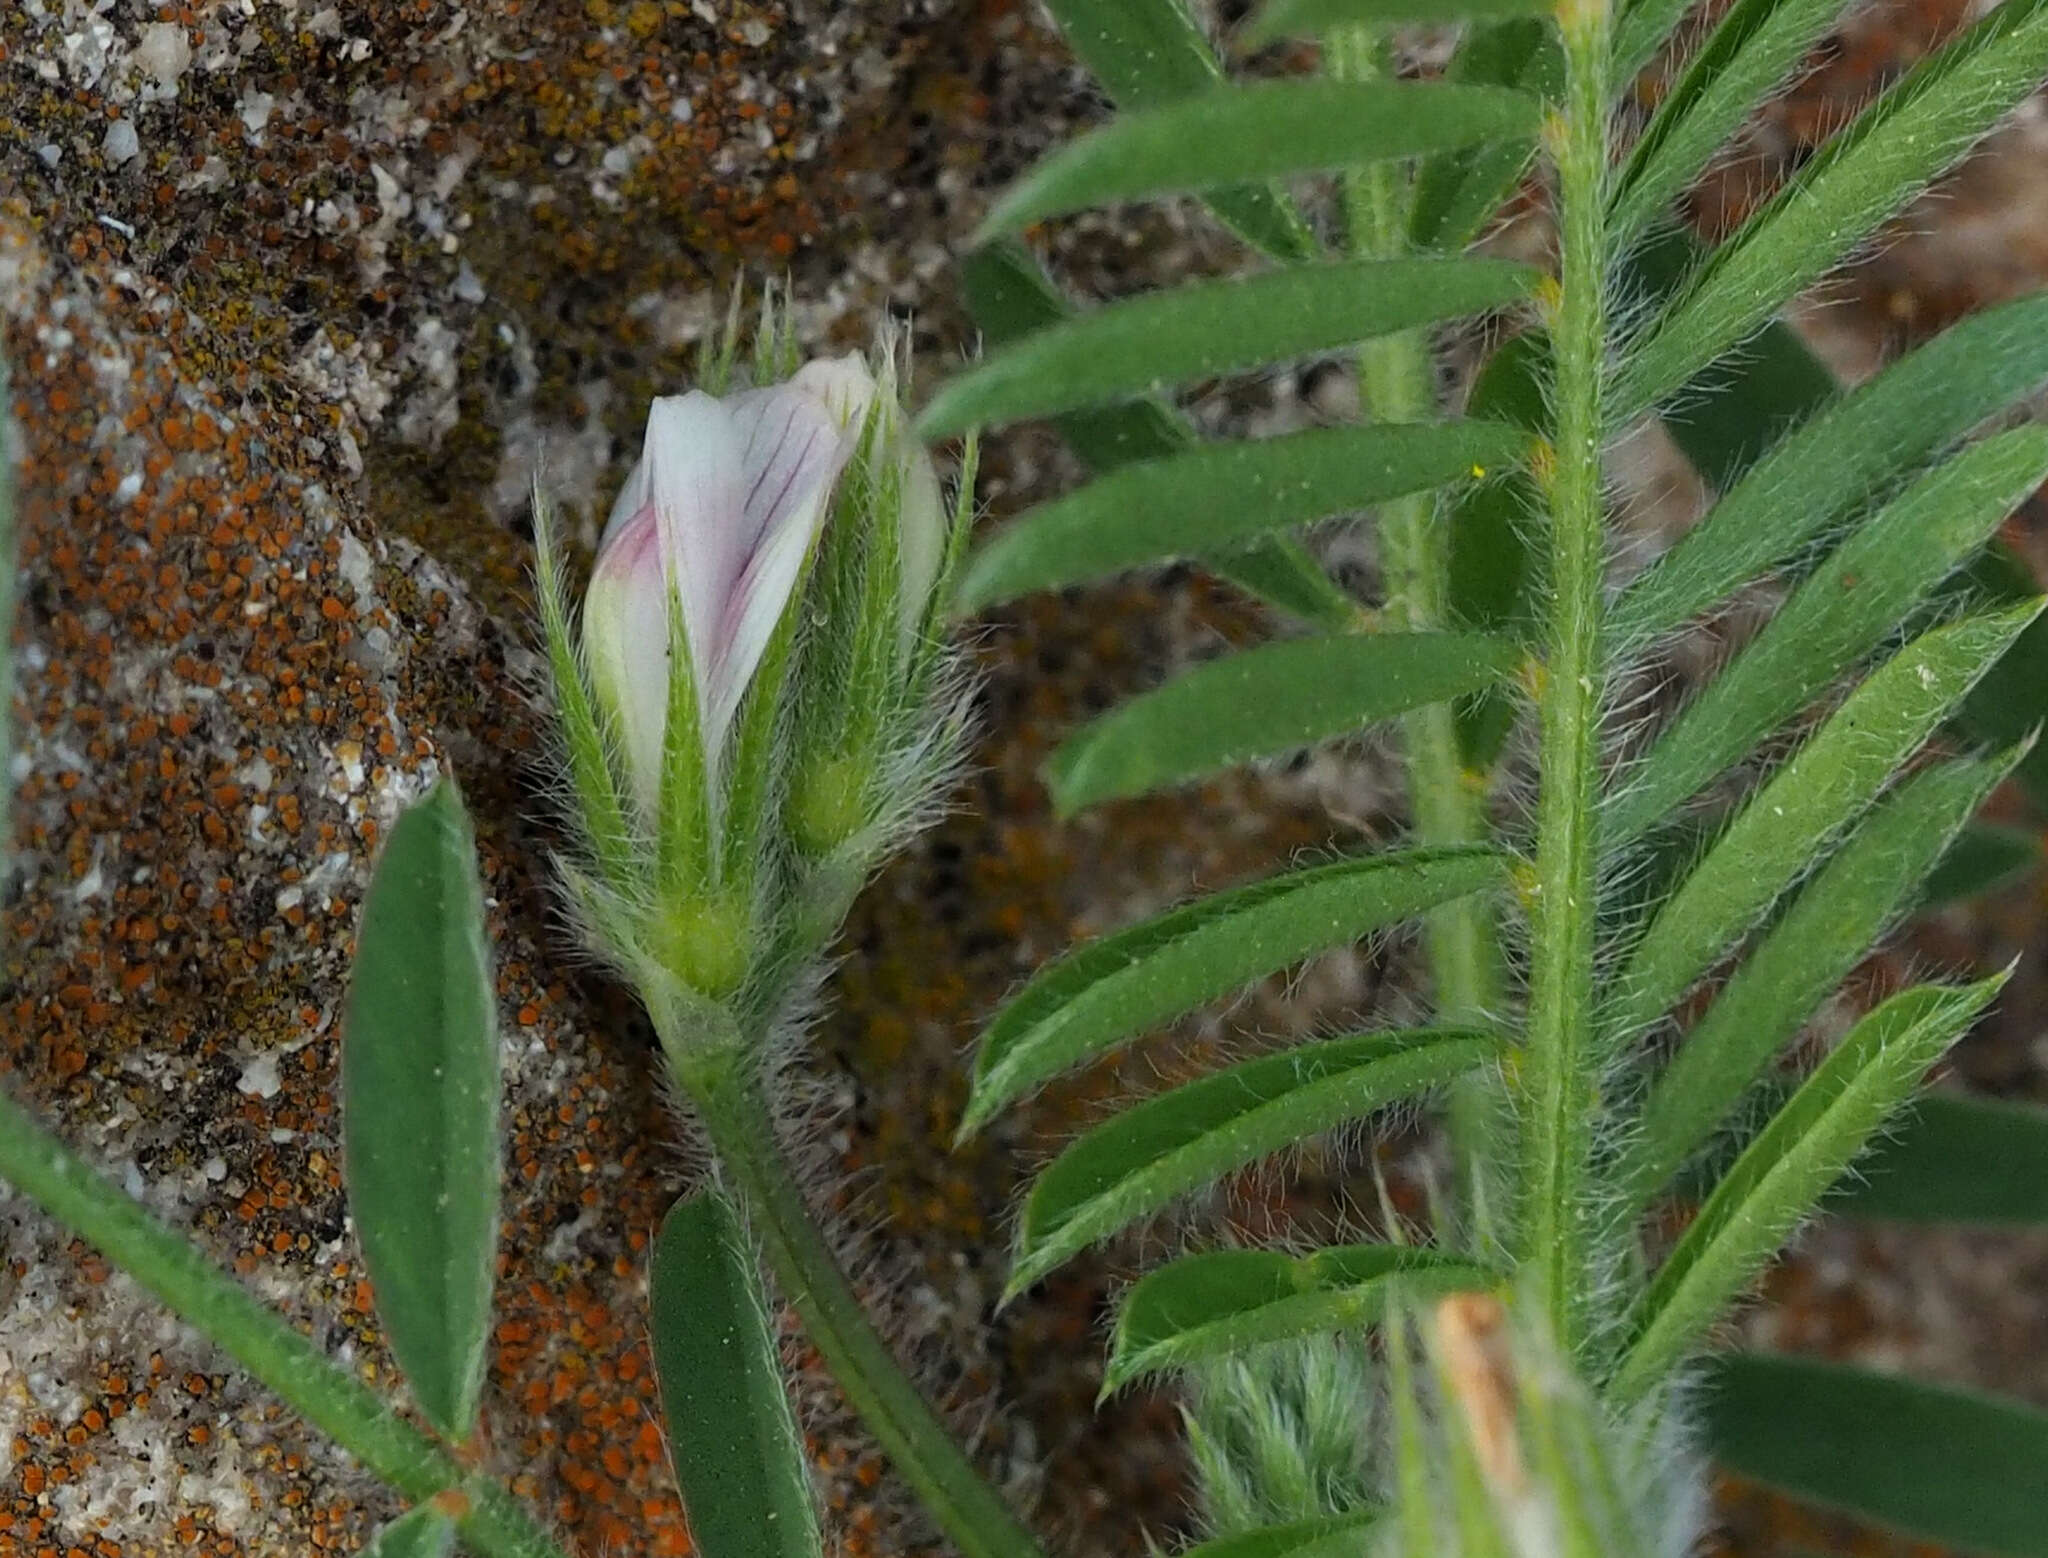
[536,306,975,1049]
[584,384,849,822]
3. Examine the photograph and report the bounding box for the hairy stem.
[680,1052,1048,1558]
[0,1086,568,1558]
[1518,0,1613,1353]
[1331,27,1509,1220]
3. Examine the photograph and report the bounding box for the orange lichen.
[3,0,2046,1554]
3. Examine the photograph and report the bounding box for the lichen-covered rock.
[5,0,2048,1554]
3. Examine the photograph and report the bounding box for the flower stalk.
[677,1049,1048,1558]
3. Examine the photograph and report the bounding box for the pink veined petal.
[581,504,671,819]
[698,384,849,748]
[723,383,846,555]
[639,392,749,732]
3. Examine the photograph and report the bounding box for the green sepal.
[533,485,635,884]
[658,586,714,896]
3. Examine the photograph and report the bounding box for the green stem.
[1518,0,1613,1354]
[1330,27,1509,1216]
[680,1053,1048,1558]
[0,1085,567,1558]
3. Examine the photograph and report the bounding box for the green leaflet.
[1949,538,2048,808]
[1046,631,1522,812]
[1205,543,1363,631]
[1606,428,2048,845]
[961,846,1504,1138]
[918,257,1541,439]
[1104,1245,1497,1393]
[341,781,500,1445]
[975,81,1544,239]
[1613,292,2048,645]
[1241,0,1552,46]
[1409,19,1561,253]
[954,240,1353,629]
[1606,604,2041,1038]
[1614,977,2004,1400]
[651,1191,822,1558]
[1446,332,1548,769]
[1650,316,1838,496]
[1037,0,1319,260]
[1702,1353,2048,1557]
[1610,0,1858,241]
[956,421,1528,608]
[361,1505,457,1558]
[1448,475,1538,772]
[1839,1093,2048,1224]
[1616,752,2015,1215]
[1615,0,2048,419]
[1918,822,2041,911]
[1178,1511,1384,1558]
[1007,1029,1501,1295]
[954,238,1192,470]
[1034,0,1217,106]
